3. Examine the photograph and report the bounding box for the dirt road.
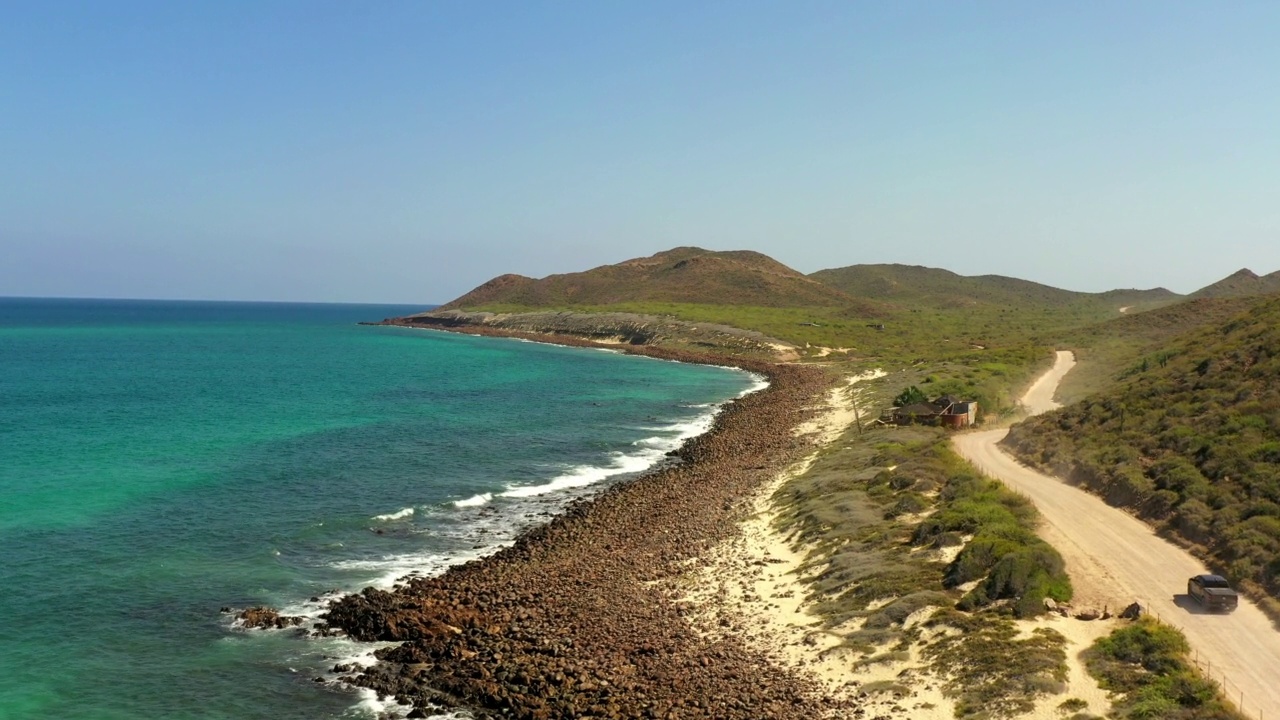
[954,350,1280,719]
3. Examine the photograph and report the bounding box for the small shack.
[890,395,978,429]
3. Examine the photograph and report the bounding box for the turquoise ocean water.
[0,299,758,720]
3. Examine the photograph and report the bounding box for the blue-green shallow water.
[0,298,758,720]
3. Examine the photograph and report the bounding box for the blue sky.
[3,1,1278,303]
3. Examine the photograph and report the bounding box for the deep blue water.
[0,298,758,720]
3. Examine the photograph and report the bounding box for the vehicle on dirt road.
[1187,574,1239,612]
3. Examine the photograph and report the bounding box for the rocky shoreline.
[364,309,797,357]
[321,323,850,719]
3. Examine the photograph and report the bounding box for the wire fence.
[1142,605,1263,720]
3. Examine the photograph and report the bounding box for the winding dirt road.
[954,351,1280,719]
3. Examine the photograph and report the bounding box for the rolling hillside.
[439,247,882,314]
[1189,268,1280,299]
[1003,294,1280,611]
[809,263,1179,312]
[1044,296,1262,403]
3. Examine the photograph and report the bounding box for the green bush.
[1085,618,1247,720]
[893,385,928,407]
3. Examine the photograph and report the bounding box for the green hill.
[1003,294,1280,611]
[1189,268,1280,299]
[440,247,881,314]
[1044,296,1261,404]
[809,263,1179,312]
[421,250,1221,409]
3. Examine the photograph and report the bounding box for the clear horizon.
[0,254,1275,307]
[4,2,1278,303]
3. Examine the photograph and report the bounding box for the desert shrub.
[885,492,928,518]
[923,612,1067,717]
[1174,499,1215,545]
[1085,618,1246,720]
[1146,489,1180,519]
[861,591,950,629]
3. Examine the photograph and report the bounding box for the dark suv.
[1187,574,1239,612]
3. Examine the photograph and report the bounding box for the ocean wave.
[452,492,493,508]
[351,685,469,720]
[498,449,663,499]
[325,547,497,590]
[351,689,470,718]
[736,372,769,397]
[351,687,410,718]
[372,507,415,522]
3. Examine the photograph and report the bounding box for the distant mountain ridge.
[439,248,1184,314]
[808,263,1179,310]
[1189,268,1280,299]
[439,247,883,313]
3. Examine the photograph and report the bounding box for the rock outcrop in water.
[322,336,851,719]
[236,606,305,629]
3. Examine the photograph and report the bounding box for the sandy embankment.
[676,369,960,718]
[680,358,1118,720]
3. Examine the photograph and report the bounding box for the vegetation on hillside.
[810,263,1177,313]
[1188,268,1280,300]
[921,611,1068,718]
[1085,618,1248,720]
[1004,295,1280,614]
[1046,297,1259,404]
[437,247,883,314]
[435,248,1183,399]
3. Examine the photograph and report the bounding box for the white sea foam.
[452,492,493,508]
[736,371,769,397]
[498,449,662,499]
[372,507,415,521]
[674,412,717,439]
[327,545,500,590]
[351,687,409,718]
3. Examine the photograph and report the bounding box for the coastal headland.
[324,320,851,718]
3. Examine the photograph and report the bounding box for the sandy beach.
[677,358,1122,720]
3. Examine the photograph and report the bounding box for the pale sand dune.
[677,368,953,718]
